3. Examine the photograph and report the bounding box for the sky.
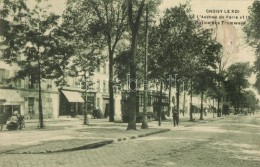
[160,0,255,64]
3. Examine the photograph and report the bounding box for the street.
[0,114,259,167]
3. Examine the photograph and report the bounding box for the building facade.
[0,54,122,122]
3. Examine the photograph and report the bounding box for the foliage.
[244,1,260,93]
[0,0,74,128]
[63,0,129,122]
[0,0,73,84]
[241,90,258,111]
[225,62,252,112]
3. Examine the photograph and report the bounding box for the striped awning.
[61,90,84,103]
[0,89,24,105]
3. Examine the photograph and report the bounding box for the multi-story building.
[0,51,122,122]
[0,56,59,120]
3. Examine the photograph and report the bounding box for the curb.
[21,140,115,154]
[7,129,170,154]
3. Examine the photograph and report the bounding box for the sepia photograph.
[0,0,260,166]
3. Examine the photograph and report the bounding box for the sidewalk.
[0,113,223,154]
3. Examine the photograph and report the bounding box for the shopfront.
[59,88,84,117]
[0,89,24,122]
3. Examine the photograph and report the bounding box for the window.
[0,69,5,85]
[97,64,101,72]
[97,98,100,108]
[15,79,21,88]
[103,63,107,74]
[28,97,35,114]
[0,69,10,85]
[139,94,144,106]
[103,81,106,93]
[14,71,21,88]
[96,80,100,92]
[47,79,52,89]
[0,50,3,59]
[28,75,39,90]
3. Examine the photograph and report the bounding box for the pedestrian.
[17,113,25,129]
[92,107,98,119]
[10,111,18,123]
[171,96,179,127]
[172,107,179,127]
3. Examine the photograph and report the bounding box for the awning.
[61,90,84,103]
[0,89,24,105]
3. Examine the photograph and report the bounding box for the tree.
[244,1,260,93]
[148,3,221,121]
[62,1,106,124]
[225,62,252,114]
[192,31,222,120]
[149,4,198,121]
[63,0,128,122]
[241,90,258,113]
[126,0,146,130]
[0,0,73,128]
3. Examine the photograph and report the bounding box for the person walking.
[172,107,179,127]
[171,96,179,127]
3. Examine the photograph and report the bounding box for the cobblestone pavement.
[0,113,259,167]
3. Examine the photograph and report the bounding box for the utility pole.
[141,4,149,129]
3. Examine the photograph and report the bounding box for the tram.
[121,90,169,122]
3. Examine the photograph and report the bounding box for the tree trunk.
[83,73,89,125]
[168,77,172,117]
[158,80,163,126]
[38,61,44,128]
[189,79,193,121]
[217,96,221,117]
[200,90,204,120]
[108,50,115,122]
[238,87,241,114]
[176,82,180,115]
[127,32,138,130]
[141,5,149,129]
[127,0,145,130]
[183,88,185,116]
